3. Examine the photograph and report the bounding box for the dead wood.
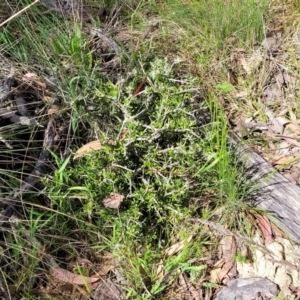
[228,132,300,243]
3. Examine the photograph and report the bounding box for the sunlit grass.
[0,0,277,298]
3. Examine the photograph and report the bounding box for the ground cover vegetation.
[0,0,299,299]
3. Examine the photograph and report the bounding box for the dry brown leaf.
[77,258,93,266]
[218,236,236,282]
[183,273,202,300]
[264,107,283,133]
[33,79,47,90]
[237,53,251,75]
[210,259,225,283]
[22,73,47,90]
[47,105,61,115]
[265,132,300,148]
[277,135,300,148]
[256,214,273,244]
[217,257,235,283]
[103,193,124,209]
[271,155,295,166]
[275,116,290,127]
[164,235,193,256]
[120,129,130,141]
[177,273,189,295]
[73,140,102,160]
[211,236,237,283]
[220,236,236,260]
[156,259,164,280]
[285,122,300,135]
[177,273,202,300]
[250,209,285,237]
[43,96,55,103]
[211,258,235,284]
[213,258,226,269]
[50,267,100,285]
[92,278,124,300]
[95,252,115,277]
[270,222,285,238]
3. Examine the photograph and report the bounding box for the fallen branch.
[228,132,300,243]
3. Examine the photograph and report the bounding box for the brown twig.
[133,76,147,97]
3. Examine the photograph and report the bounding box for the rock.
[236,233,300,290]
[214,278,279,300]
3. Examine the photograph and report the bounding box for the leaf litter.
[226,1,300,298]
[231,9,300,189]
[102,192,124,209]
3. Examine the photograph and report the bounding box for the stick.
[0,0,40,28]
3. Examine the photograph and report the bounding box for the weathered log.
[228,132,300,243]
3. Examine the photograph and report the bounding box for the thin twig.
[133,76,147,97]
[0,0,40,28]
[0,268,10,300]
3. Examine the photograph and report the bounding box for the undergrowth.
[0,0,277,299]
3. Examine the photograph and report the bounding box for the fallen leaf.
[276,135,300,148]
[219,236,236,261]
[103,193,124,209]
[265,132,300,148]
[270,222,284,238]
[264,107,283,134]
[92,278,124,300]
[275,116,290,127]
[133,76,147,97]
[177,273,202,300]
[22,74,47,90]
[285,122,300,135]
[177,273,189,296]
[237,52,251,75]
[43,96,55,103]
[33,79,47,90]
[210,259,225,283]
[47,105,61,115]
[217,257,235,283]
[256,214,273,244]
[164,235,193,256]
[78,258,93,266]
[271,155,295,166]
[183,273,202,300]
[262,36,277,50]
[217,236,237,282]
[156,259,164,280]
[211,236,237,284]
[50,267,100,285]
[95,252,115,277]
[73,140,102,160]
[120,129,130,141]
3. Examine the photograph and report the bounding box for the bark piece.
[228,132,300,243]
